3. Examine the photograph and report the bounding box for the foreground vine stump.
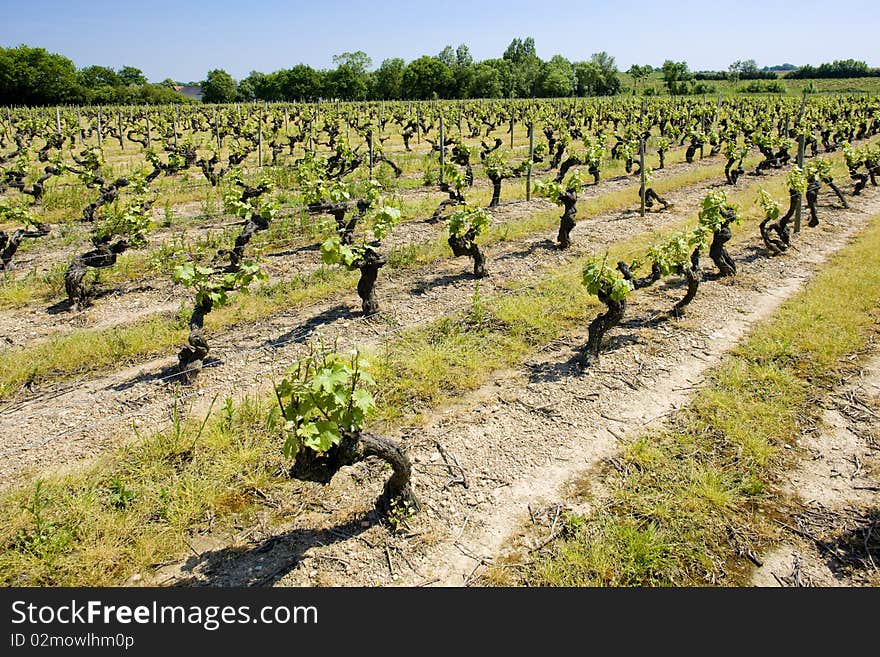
[290,430,419,515]
[447,205,490,278]
[277,345,420,518]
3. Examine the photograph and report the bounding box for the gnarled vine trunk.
[825,179,850,208]
[640,184,670,211]
[353,247,387,316]
[448,228,487,278]
[617,261,661,290]
[177,297,213,384]
[725,158,744,185]
[289,430,419,515]
[308,199,367,246]
[64,238,129,310]
[671,249,701,317]
[806,179,820,227]
[759,218,789,255]
[0,223,50,270]
[582,290,626,364]
[709,214,736,277]
[488,173,503,208]
[82,177,129,222]
[556,190,578,249]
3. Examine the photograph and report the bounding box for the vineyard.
[0,94,879,587]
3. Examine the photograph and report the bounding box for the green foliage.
[74,147,105,186]
[320,236,358,268]
[786,166,807,194]
[483,150,513,179]
[274,343,376,456]
[222,174,278,222]
[582,256,632,301]
[0,199,38,230]
[173,260,265,308]
[320,202,401,269]
[722,140,749,161]
[370,204,401,240]
[698,189,738,233]
[534,170,584,204]
[806,158,833,182]
[96,174,153,246]
[842,142,863,169]
[447,204,491,239]
[757,189,781,221]
[646,230,705,276]
[442,163,466,191]
[583,137,605,171]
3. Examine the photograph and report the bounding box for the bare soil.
[749,353,880,587]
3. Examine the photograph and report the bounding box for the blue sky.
[2,0,877,82]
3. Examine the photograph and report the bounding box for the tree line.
[2,38,877,107]
[203,38,621,103]
[786,59,880,79]
[0,45,192,106]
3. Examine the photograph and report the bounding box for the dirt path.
[136,188,880,587]
[749,353,880,587]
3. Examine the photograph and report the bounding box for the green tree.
[470,61,504,98]
[117,66,147,86]
[403,56,453,99]
[0,45,81,105]
[628,64,652,93]
[279,64,322,100]
[328,52,372,100]
[502,36,541,97]
[78,65,120,88]
[574,53,621,96]
[661,60,692,94]
[201,69,238,103]
[438,45,456,67]
[540,55,575,97]
[440,44,475,98]
[374,58,405,99]
[241,71,275,100]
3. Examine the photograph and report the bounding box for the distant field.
[619,72,880,96]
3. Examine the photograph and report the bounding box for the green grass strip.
[522,211,880,587]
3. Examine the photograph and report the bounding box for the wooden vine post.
[795,91,807,233]
[639,138,646,217]
[174,105,179,149]
[526,122,534,201]
[214,107,221,151]
[258,107,263,167]
[439,115,445,184]
[145,105,151,149]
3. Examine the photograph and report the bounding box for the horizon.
[1,0,878,83]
